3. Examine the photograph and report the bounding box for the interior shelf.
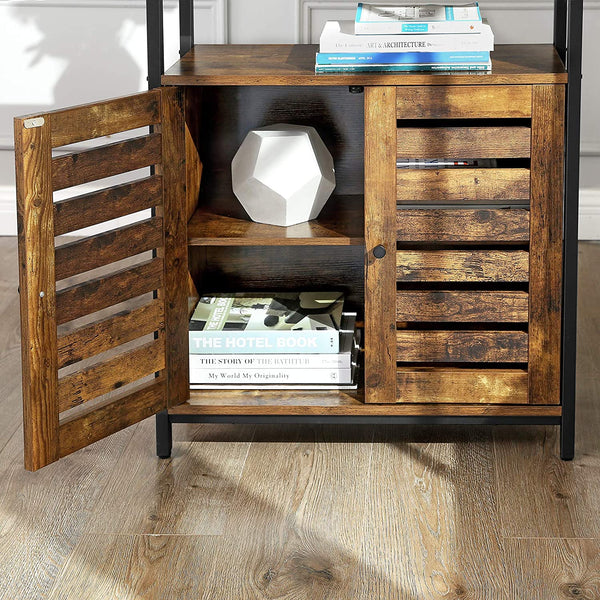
[177,391,562,417]
[163,44,568,87]
[188,194,365,246]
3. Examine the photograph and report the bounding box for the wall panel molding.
[296,0,599,43]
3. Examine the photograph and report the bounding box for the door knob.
[373,245,386,259]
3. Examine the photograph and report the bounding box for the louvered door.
[364,84,564,405]
[15,89,188,471]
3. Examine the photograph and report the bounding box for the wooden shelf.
[177,391,561,417]
[187,194,364,246]
[163,44,567,87]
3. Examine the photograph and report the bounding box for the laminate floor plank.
[0,422,134,600]
[85,419,256,535]
[47,534,220,600]
[502,538,600,599]
[200,424,375,600]
[356,425,507,600]
[493,366,600,540]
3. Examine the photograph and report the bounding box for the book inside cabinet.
[16,43,570,470]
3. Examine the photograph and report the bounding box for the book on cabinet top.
[320,20,493,53]
[355,3,483,35]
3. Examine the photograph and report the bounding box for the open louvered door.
[15,89,188,471]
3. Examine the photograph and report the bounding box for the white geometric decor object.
[231,124,336,227]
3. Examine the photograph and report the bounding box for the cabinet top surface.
[162,44,567,86]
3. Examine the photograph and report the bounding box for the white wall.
[1,0,598,237]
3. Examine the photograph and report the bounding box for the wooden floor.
[1,236,599,599]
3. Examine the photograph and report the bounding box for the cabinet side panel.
[14,115,60,471]
[160,87,190,407]
[364,86,397,403]
[529,85,565,405]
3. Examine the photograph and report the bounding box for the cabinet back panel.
[191,86,365,216]
[189,246,364,316]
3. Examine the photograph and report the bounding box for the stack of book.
[316,2,494,73]
[188,292,359,390]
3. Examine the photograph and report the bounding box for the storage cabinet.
[15,5,583,470]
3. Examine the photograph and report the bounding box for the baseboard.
[2,185,600,239]
[579,189,600,240]
[0,187,16,236]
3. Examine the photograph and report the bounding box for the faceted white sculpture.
[232,124,336,227]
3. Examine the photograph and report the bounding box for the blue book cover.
[316,51,490,65]
[315,62,491,73]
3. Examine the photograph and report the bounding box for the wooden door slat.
[397,127,531,159]
[396,250,529,282]
[58,339,166,413]
[396,290,529,323]
[52,133,162,191]
[57,299,164,369]
[14,115,60,471]
[55,217,164,281]
[396,85,532,119]
[159,87,190,408]
[59,378,166,458]
[396,367,528,404]
[397,168,530,203]
[528,85,564,405]
[53,175,162,236]
[364,86,398,403]
[396,330,529,363]
[50,90,161,147]
[396,208,530,242]
[55,258,164,325]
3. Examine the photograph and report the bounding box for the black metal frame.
[147,0,583,461]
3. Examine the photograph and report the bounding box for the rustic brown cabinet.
[15,43,574,471]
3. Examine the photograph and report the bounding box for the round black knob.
[373,245,386,259]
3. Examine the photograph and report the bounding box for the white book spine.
[320,21,493,53]
[190,367,353,385]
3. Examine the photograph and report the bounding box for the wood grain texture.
[54,217,163,281]
[57,339,165,413]
[55,258,164,325]
[57,299,164,369]
[159,87,190,409]
[181,395,560,417]
[396,126,531,158]
[396,330,528,363]
[396,208,530,242]
[503,539,600,600]
[396,168,530,203]
[162,44,567,86]
[14,114,60,471]
[199,425,374,599]
[53,175,163,236]
[185,87,203,222]
[52,133,162,191]
[84,420,254,535]
[396,367,528,404]
[58,379,166,458]
[46,534,219,600]
[364,86,397,403]
[49,90,161,147]
[0,419,133,600]
[396,84,533,118]
[360,426,507,598]
[396,290,529,323]
[187,195,365,246]
[396,250,529,282]
[528,85,565,405]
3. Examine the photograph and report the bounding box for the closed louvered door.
[15,88,188,471]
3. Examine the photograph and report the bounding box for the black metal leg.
[560,415,575,461]
[156,410,172,459]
